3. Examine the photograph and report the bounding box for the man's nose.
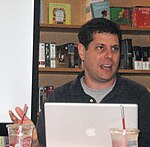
[105,49,113,59]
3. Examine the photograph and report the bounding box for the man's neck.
[83,76,116,90]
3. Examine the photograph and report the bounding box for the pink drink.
[6,124,34,147]
[109,128,140,147]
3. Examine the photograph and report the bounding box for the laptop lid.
[44,103,138,147]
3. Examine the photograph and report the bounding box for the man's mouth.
[100,64,112,70]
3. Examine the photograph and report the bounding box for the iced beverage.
[6,124,34,147]
[109,128,140,147]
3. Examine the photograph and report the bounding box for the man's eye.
[112,47,119,53]
[97,46,104,51]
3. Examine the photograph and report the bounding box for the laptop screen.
[44,103,138,147]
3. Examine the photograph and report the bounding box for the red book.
[132,6,150,27]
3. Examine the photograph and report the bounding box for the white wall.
[0,0,34,122]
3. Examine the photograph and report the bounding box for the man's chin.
[98,75,116,83]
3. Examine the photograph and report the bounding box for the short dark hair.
[78,18,122,49]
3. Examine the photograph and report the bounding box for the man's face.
[79,33,120,88]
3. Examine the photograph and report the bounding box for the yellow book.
[48,3,71,25]
[0,136,2,147]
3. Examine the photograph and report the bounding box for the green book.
[110,7,131,26]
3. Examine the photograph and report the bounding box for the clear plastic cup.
[109,128,140,147]
[6,124,34,147]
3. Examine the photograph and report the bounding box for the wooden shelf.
[40,24,150,34]
[39,68,150,74]
[40,24,81,33]
[39,67,82,73]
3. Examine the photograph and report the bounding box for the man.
[9,18,150,147]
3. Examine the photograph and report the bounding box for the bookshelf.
[39,0,150,89]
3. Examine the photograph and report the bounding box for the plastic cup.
[109,128,140,147]
[6,124,34,147]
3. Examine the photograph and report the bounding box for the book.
[120,39,133,69]
[132,46,143,70]
[148,47,150,70]
[50,42,56,60]
[74,44,82,68]
[0,136,9,147]
[56,43,69,68]
[39,85,54,112]
[68,43,75,68]
[48,3,71,24]
[40,0,43,24]
[141,47,149,70]
[85,0,104,21]
[132,6,150,27]
[91,1,110,19]
[39,43,45,68]
[45,43,50,67]
[110,7,131,27]
[50,59,56,68]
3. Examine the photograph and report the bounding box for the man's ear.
[78,43,86,61]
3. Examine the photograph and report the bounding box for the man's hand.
[9,107,39,146]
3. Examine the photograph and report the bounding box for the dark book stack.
[39,85,54,112]
[120,38,133,69]
[132,46,150,70]
[56,43,81,68]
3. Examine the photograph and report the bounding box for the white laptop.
[44,103,138,147]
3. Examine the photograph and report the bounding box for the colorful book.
[132,6,150,27]
[48,3,71,24]
[91,1,110,19]
[110,7,131,27]
[85,0,104,21]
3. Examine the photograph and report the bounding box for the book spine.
[40,0,43,24]
[39,43,45,68]
[45,43,50,67]
[0,136,2,147]
[50,59,56,68]
[50,42,56,59]
[133,46,142,70]
[50,42,56,68]
[68,43,75,68]
[141,47,149,70]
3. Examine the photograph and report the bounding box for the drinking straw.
[120,105,126,130]
[12,104,28,147]
[19,104,28,125]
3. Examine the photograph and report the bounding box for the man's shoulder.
[55,80,73,93]
[118,75,148,92]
